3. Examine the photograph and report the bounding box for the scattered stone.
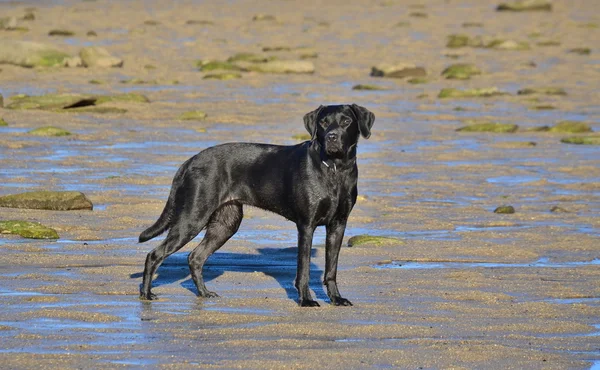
[536,40,561,46]
[22,12,35,21]
[517,87,566,95]
[88,79,103,84]
[395,21,411,27]
[371,63,426,78]
[197,60,242,71]
[143,20,161,26]
[0,93,3,107]
[447,34,473,48]
[0,40,70,68]
[0,191,93,211]
[578,22,598,29]
[496,0,552,11]
[550,206,569,213]
[438,87,508,98]
[239,60,315,74]
[178,110,207,121]
[441,63,481,80]
[0,220,58,239]
[227,52,275,63]
[48,29,75,37]
[262,46,292,52]
[63,56,82,68]
[569,47,591,55]
[486,39,530,50]
[0,118,7,126]
[530,105,555,110]
[494,205,515,214]
[186,20,214,25]
[144,64,156,69]
[462,22,483,27]
[491,141,537,148]
[446,34,529,50]
[560,136,600,145]
[7,94,96,110]
[203,72,242,80]
[86,30,97,37]
[347,235,403,247]
[352,84,389,91]
[0,16,18,30]
[79,46,123,68]
[299,51,318,59]
[548,121,592,133]
[67,106,127,114]
[457,121,518,133]
[29,126,72,136]
[252,14,277,22]
[292,133,311,141]
[409,12,428,18]
[94,93,149,104]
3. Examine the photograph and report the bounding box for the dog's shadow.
[130,247,328,302]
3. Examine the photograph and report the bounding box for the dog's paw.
[331,297,353,306]
[299,299,320,307]
[139,292,158,301]
[199,291,220,298]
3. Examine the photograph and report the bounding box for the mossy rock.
[457,122,518,133]
[0,40,70,67]
[438,87,508,98]
[178,110,207,120]
[560,136,600,145]
[371,63,426,78]
[486,39,530,50]
[197,60,242,71]
[262,46,292,52]
[550,206,569,213]
[0,220,59,239]
[0,118,7,126]
[292,133,311,141]
[462,22,484,28]
[48,29,75,36]
[536,40,561,47]
[530,105,555,110]
[227,52,275,63]
[446,34,474,48]
[186,20,215,26]
[548,121,592,134]
[347,235,403,247]
[494,205,515,214]
[0,191,93,210]
[407,77,428,84]
[203,72,242,80]
[496,0,551,12]
[7,94,96,110]
[238,60,315,74]
[252,14,277,22]
[66,106,127,114]
[352,84,389,91]
[88,79,104,84]
[95,93,149,104]
[441,63,481,80]
[518,87,567,96]
[28,126,72,136]
[569,47,591,55]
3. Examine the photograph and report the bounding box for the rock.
[252,14,277,21]
[441,63,481,80]
[497,0,552,12]
[227,52,275,63]
[409,12,428,18]
[238,60,315,74]
[48,29,75,37]
[0,191,92,210]
[262,46,292,52]
[79,47,123,68]
[0,118,7,126]
[408,77,428,84]
[517,87,566,95]
[94,93,149,104]
[0,93,3,107]
[491,141,537,148]
[22,12,35,21]
[178,110,207,120]
[457,121,518,133]
[88,79,104,84]
[486,39,530,50]
[352,84,389,91]
[447,34,479,48]
[0,40,70,68]
[203,72,242,80]
[569,47,591,55]
[560,136,600,145]
[463,22,483,28]
[550,206,569,213]
[292,133,311,141]
[438,87,508,98]
[0,220,59,239]
[536,40,561,47]
[86,30,97,37]
[371,63,426,78]
[66,106,127,114]
[347,235,403,247]
[530,105,555,110]
[186,20,214,26]
[7,94,96,110]
[446,34,529,50]
[548,121,592,133]
[143,20,161,26]
[197,60,242,71]
[0,16,18,30]
[494,205,515,214]
[63,56,83,68]
[29,126,72,136]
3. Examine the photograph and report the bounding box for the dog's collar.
[322,160,336,172]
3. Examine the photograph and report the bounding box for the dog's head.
[303,104,375,158]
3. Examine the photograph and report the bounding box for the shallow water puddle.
[375,257,600,270]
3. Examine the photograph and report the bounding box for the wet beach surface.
[1,0,599,368]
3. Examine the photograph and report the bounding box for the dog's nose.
[326,132,338,142]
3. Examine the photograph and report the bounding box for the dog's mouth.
[324,141,345,157]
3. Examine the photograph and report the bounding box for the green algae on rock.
[94,93,149,104]
[548,121,592,133]
[446,35,529,50]
[347,235,403,247]
[0,191,93,211]
[568,47,591,55]
[550,206,569,213]
[0,220,59,239]
[292,133,311,141]
[0,118,7,126]
[7,94,96,110]
[239,60,315,74]
[203,72,242,80]
[517,87,567,96]
[79,46,123,68]
[178,110,207,120]
[352,84,389,91]
[407,77,428,84]
[441,63,481,80]
[197,60,242,71]
[438,87,508,98]
[28,126,72,136]
[457,122,518,133]
[48,29,75,36]
[494,205,515,214]
[227,52,275,63]
[560,136,600,145]
[0,40,70,68]
[371,63,426,78]
[496,0,552,12]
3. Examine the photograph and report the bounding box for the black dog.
[139,104,374,307]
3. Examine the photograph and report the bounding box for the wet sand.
[1,0,599,368]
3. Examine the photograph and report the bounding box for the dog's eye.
[320,120,329,127]
[342,118,352,126]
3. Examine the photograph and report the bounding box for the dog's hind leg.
[188,202,243,298]
[140,214,208,300]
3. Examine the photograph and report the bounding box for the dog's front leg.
[324,221,353,306]
[295,224,320,307]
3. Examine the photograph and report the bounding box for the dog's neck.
[309,141,357,172]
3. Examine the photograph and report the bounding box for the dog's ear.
[350,104,375,139]
[303,105,324,141]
